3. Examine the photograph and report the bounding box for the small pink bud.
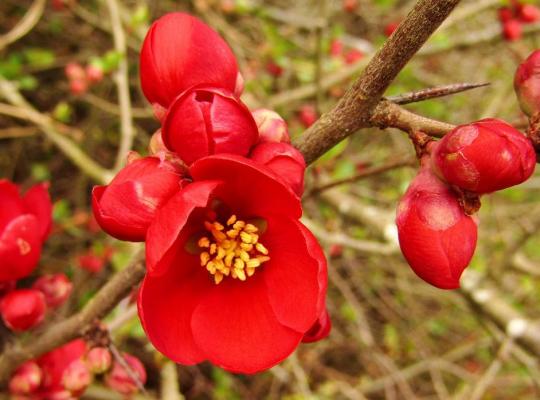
[104,353,147,396]
[396,161,478,289]
[329,39,344,57]
[431,118,536,194]
[252,108,290,144]
[250,142,306,196]
[384,21,400,37]
[69,79,88,96]
[86,347,112,374]
[9,361,42,395]
[344,49,364,65]
[266,61,284,77]
[329,244,343,258]
[342,0,358,13]
[519,4,540,23]
[302,308,331,343]
[86,64,104,83]
[77,251,105,273]
[32,273,72,308]
[498,7,514,23]
[503,19,522,41]
[1,289,46,331]
[64,63,85,81]
[298,105,318,128]
[62,359,92,394]
[515,50,540,117]
[234,72,245,97]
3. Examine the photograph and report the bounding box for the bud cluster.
[498,1,540,41]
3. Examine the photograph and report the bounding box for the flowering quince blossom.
[431,119,536,194]
[138,154,327,373]
[251,108,290,143]
[9,361,43,395]
[140,13,238,108]
[396,159,478,289]
[104,353,147,396]
[515,50,540,117]
[162,86,258,165]
[32,273,73,308]
[92,155,186,241]
[1,289,47,331]
[0,180,52,282]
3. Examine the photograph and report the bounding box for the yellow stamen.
[198,237,210,248]
[227,215,237,226]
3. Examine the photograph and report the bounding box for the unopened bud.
[32,273,73,308]
[252,109,290,144]
[9,361,42,395]
[86,347,112,374]
[62,359,92,394]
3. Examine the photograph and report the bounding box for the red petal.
[145,180,221,276]
[190,154,302,219]
[302,308,331,343]
[138,263,211,365]
[0,215,42,282]
[23,183,52,241]
[191,275,302,373]
[0,179,24,232]
[262,216,323,332]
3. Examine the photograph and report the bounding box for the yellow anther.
[216,247,226,260]
[246,259,261,268]
[215,259,225,272]
[206,261,216,273]
[225,252,235,267]
[213,222,224,231]
[255,243,269,255]
[233,221,245,230]
[250,233,259,244]
[244,224,258,233]
[226,229,239,239]
[246,267,255,277]
[221,240,232,249]
[227,215,237,226]
[204,221,214,231]
[234,258,245,270]
[240,231,252,244]
[198,237,210,248]
[223,267,231,276]
[214,272,224,284]
[235,268,246,281]
[211,230,227,242]
[209,243,217,255]
[240,243,253,251]
[239,250,250,262]
[200,252,210,266]
[256,255,270,263]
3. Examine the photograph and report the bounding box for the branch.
[0,254,145,384]
[0,0,47,51]
[105,0,136,172]
[294,0,461,164]
[386,82,490,105]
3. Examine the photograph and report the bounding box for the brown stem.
[386,82,490,105]
[294,0,461,164]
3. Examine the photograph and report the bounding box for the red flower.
[515,49,540,117]
[250,142,306,197]
[0,180,51,282]
[431,119,536,194]
[498,7,514,23]
[344,49,364,65]
[518,4,540,23]
[1,289,47,331]
[138,155,327,373]
[104,353,146,396]
[396,161,477,289]
[92,156,185,241]
[162,87,258,165]
[502,19,522,41]
[140,13,238,108]
[9,361,42,396]
[251,108,290,144]
[33,273,73,308]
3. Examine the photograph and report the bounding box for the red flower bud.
[298,105,318,128]
[329,39,344,57]
[503,19,522,41]
[252,108,290,144]
[342,0,358,13]
[104,353,147,396]
[302,308,331,343]
[162,87,258,165]
[344,49,364,65]
[64,63,85,81]
[92,156,184,241]
[519,4,540,23]
[69,79,88,95]
[62,359,92,394]
[329,244,343,258]
[431,119,536,194]
[1,289,46,331]
[266,61,284,77]
[9,361,42,395]
[86,64,104,83]
[498,7,514,23]
[140,13,238,108]
[85,347,112,374]
[234,72,245,97]
[250,142,306,196]
[396,163,478,289]
[32,273,73,308]
[384,21,400,37]
[515,50,540,117]
[77,251,106,273]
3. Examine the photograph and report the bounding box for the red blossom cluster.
[0,180,73,331]
[92,12,329,374]
[499,1,540,41]
[9,340,146,399]
[64,62,105,96]
[397,119,536,289]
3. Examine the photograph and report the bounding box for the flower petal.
[0,179,24,232]
[191,274,302,374]
[262,217,323,332]
[22,183,52,241]
[189,154,302,219]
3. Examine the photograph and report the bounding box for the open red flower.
[138,154,327,373]
[0,180,51,282]
[140,12,238,108]
[92,156,185,241]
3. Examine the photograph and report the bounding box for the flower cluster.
[0,180,73,331]
[93,12,328,374]
[499,1,540,42]
[9,340,146,399]
[397,119,536,289]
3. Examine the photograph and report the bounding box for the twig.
[105,0,136,172]
[0,126,38,139]
[109,343,147,394]
[386,82,490,105]
[0,0,47,51]
[83,93,154,119]
[161,361,183,400]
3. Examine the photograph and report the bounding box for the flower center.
[197,214,270,284]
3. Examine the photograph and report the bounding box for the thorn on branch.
[386,82,490,105]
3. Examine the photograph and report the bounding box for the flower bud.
[519,4,540,23]
[384,21,399,37]
[302,308,331,343]
[64,63,85,81]
[32,273,73,308]
[431,119,535,194]
[396,162,478,289]
[250,142,306,196]
[515,50,540,117]
[234,72,245,97]
[266,61,284,77]
[92,156,184,241]
[342,0,358,13]
[252,108,290,144]
[104,353,147,396]
[86,64,104,83]
[85,347,112,374]
[498,7,514,23]
[1,289,46,331]
[502,19,522,41]
[344,49,364,64]
[162,87,258,165]
[9,361,42,395]
[298,105,318,128]
[62,359,92,394]
[140,13,238,108]
[77,251,106,273]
